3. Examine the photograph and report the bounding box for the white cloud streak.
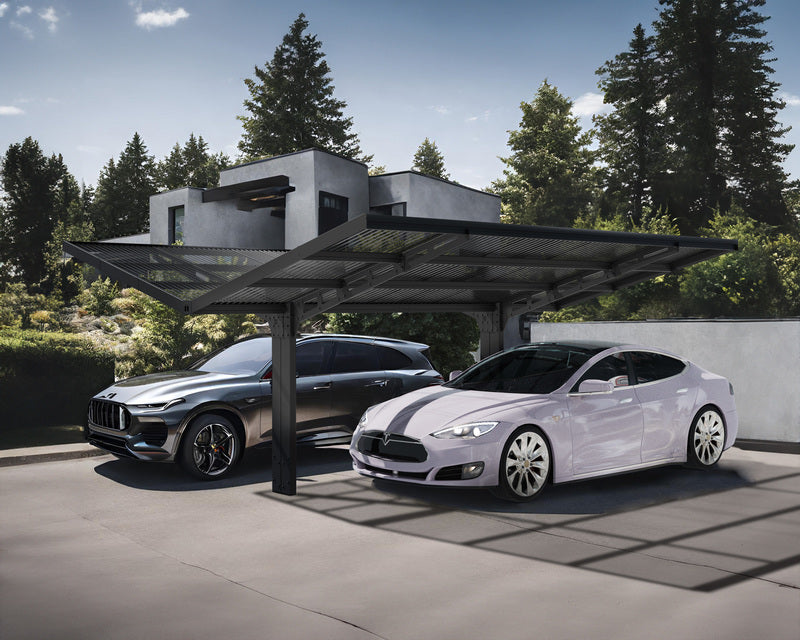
[780,92,800,107]
[573,92,610,117]
[430,105,451,116]
[39,6,58,32]
[135,7,189,30]
[0,3,9,18]
[16,5,31,16]
[10,20,33,38]
[0,105,25,116]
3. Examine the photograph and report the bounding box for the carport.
[65,214,737,495]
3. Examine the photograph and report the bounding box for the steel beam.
[265,310,297,496]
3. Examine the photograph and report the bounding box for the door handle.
[619,397,633,404]
[313,382,332,390]
[677,388,688,394]
[366,379,388,387]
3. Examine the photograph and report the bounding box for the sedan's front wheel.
[687,407,726,468]
[179,414,241,480]
[493,426,551,502]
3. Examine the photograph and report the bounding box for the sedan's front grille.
[88,400,130,431]
[356,430,428,463]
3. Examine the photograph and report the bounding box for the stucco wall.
[529,320,800,444]
[369,172,500,222]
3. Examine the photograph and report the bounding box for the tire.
[687,407,726,468]
[493,426,551,502]
[179,413,242,480]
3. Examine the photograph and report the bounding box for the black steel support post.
[266,311,297,495]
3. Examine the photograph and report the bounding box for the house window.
[169,206,185,244]
[370,202,407,217]
[319,191,348,234]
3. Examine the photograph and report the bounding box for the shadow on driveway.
[255,458,800,593]
[92,445,352,491]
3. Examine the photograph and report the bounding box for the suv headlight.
[131,398,185,412]
[431,421,498,439]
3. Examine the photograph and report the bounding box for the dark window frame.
[168,205,185,245]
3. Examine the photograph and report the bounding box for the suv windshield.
[446,344,602,394]
[191,338,273,375]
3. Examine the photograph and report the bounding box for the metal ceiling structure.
[65,214,738,495]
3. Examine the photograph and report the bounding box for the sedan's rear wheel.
[687,407,726,468]
[494,427,551,502]
[179,414,241,480]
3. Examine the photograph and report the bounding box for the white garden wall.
[530,320,800,445]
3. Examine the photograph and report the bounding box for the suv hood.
[94,370,247,405]
[367,386,554,439]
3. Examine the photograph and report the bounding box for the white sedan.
[350,341,738,501]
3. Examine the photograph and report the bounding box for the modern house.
[145,148,500,251]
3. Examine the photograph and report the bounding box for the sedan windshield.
[446,344,602,394]
[191,338,273,375]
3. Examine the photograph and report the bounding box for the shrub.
[0,328,115,428]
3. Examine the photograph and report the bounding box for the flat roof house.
[147,148,501,251]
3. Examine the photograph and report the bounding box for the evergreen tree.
[90,133,156,238]
[595,24,668,227]
[655,0,793,229]
[237,13,371,163]
[0,137,79,288]
[412,138,450,180]
[492,80,596,227]
[156,133,230,190]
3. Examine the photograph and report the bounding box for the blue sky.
[1,0,798,191]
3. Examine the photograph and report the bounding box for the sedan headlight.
[431,421,498,439]
[131,398,185,412]
[353,407,372,441]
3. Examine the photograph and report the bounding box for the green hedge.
[0,329,115,428]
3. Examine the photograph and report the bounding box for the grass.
[1,424,85,450]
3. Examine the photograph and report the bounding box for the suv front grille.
[356,430,428,463]
[88,399,130,431]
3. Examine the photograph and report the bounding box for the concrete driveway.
[1,445,798,639]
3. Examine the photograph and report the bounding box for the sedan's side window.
[330,341,380,374]
[377,346,412,370]
[572,354,631,392]
[629,351,685,384]
[296,341,333,377]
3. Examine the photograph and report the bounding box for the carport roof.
[64,214,737,320]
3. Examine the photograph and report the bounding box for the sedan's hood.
[94,370,246,405]
[367,386,554,439]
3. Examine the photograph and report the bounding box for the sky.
[1,0,798,192]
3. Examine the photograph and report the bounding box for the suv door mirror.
[448,370,462,381]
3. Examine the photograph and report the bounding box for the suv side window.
[629,351,685,383]
[377,345,412,370]
[572,353,631,392]
[296,341,333,377]
[331,341,380,374]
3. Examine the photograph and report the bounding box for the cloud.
[16,5,31,16]
[466,110,490,123]
[780,92,800,108]
[39,6,58,32]
[10,20,33,38]
[135,7,189,30]
[430,105,451,116]
[0,3,8,18]
[0,105,25,116]
[573,92,611,117]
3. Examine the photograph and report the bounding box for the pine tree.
[0,137,79,288]
[237,13,371,163]
[156,133,230,190]
[90,133,156,238]
[655,0,793,229]
[595,24,668,227]
[492,81,596,227]
[412,138,450,180]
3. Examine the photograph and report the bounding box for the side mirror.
[448,370,463,381]
[578,379,614,394]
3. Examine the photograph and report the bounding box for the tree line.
[1,2,799,326]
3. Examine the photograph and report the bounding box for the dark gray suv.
[86,334,442,479]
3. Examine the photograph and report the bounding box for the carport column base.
[266,311,297,496]
[470,307,505,361]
